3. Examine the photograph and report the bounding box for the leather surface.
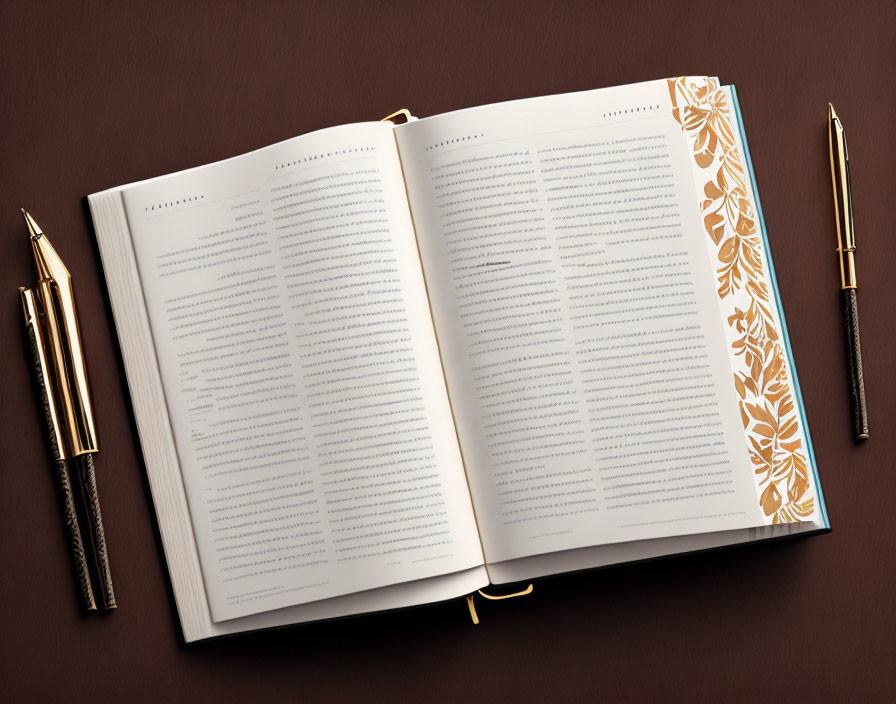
[1,1,894,701]
[843,288,869,438]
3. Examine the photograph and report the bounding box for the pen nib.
[22,209,43,239]
[829,103,839,122]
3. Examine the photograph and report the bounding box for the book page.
[120,122,482,621]
[395,80,768,565]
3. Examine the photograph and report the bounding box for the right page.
[396,78,817,565]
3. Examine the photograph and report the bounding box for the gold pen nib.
[22,208,43,239]
[828,103,838,122]
[26,210,67,284]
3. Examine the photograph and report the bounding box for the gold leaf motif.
[760,482,782,515]
[668,77,813,524]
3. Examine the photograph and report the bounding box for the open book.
[88,76,828,642]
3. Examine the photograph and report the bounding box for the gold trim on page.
[667,77,814,523]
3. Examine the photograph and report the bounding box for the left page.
[119,122,483,621]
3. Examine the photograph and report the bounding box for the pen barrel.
[76,454,116,609]
[842,288,869,439]
[23,310,96,610]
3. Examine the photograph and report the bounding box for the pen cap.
[19,287,67,461]
[828,106,858,289]
[29,228,99,457]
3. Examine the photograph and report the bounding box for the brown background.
[1,1,894,701]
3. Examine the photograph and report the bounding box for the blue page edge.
[729,84,830,529]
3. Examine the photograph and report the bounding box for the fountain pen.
[19,209,116,610]
[828,105,869,440]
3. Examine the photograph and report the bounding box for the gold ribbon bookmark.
[466,584,534,624]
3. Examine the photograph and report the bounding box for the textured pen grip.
[55,460,97,611]
[77,454,117,609]
[843,288,869,439]
[25,322,96,610]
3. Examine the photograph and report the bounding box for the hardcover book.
[87,76,828,642]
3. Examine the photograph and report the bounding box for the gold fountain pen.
[19,210,116,610]
[828,105,869,440]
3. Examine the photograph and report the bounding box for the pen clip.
[842,154,856,253]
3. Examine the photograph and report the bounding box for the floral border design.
[667,77,814,523]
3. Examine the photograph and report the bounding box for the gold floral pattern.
[668,77,814,523]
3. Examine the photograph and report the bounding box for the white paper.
[121,122,483,621]
[396,80,766,564]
